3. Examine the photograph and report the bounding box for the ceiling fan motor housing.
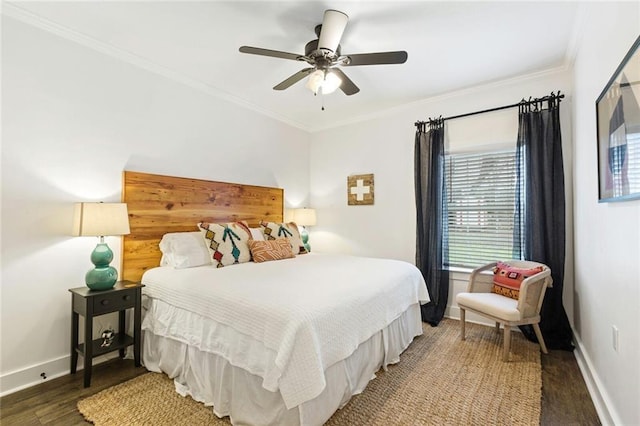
[305,38,341,62]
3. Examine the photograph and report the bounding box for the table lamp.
[72,202,130,290]
[293,208,316,252]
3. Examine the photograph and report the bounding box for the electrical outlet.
[612,325,619,352]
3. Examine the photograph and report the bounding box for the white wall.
[0,16,309,394]
[309,68,574,320]
[571,3,640,425]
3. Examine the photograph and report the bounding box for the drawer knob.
[101,299,110,306]
[123,295,131,301]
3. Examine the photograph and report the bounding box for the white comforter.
[141,253,429,409]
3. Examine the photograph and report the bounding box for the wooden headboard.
[121,171,284,282]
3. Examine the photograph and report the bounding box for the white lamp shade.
[305,70,324,94]
[72,202,130,237]
[284,208,296,223]
[321,71,342,94]
[293,208,317,226]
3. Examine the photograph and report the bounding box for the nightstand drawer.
[92,290,135,314]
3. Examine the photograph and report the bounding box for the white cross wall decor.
[350,179,370,201]
[347,174,374,205]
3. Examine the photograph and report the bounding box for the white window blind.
[626,132,640,194]
[445,149,518,268]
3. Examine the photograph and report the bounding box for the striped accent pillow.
[249,239,295,263]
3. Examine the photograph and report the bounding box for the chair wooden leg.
[503,325,511,361]
[460,309,466,341]
[532,323,548,354]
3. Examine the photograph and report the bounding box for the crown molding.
[310,65,571,133]
[2,2,312,132]
[563,2,590,70]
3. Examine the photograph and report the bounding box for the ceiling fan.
[239,9,408,96]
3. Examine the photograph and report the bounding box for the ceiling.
[5,1,583,132]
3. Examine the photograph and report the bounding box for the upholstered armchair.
[456,260,552,361]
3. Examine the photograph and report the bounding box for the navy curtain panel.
[513,97,574,351]
[414,119,449,326]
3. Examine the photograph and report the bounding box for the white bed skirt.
[143,303,422,426]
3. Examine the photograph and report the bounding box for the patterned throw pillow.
[198,221,252,268]
[491,261,544,300]
[260,221,308,255]
[248,239,295,263]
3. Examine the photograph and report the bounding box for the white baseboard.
[573,333,619,426]
[0,352,119,397]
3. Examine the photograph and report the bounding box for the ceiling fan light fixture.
[305,70,324,94]
[305,69,342,95]
[321,70,342,94]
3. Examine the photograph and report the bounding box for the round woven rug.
[77,319,541,425]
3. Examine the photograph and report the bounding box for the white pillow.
[159,231,212,269]
[250,228,265,241]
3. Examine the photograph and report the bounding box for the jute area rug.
[77,319,541,425]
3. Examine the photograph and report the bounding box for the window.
[444,149,519,269]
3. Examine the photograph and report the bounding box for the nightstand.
[69,281,144,387]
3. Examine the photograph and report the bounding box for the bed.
[122,171,429,425]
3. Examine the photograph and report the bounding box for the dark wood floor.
[540,349,601,425]
[1,349,600,425]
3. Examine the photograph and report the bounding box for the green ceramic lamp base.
[86,240,118,291]
[300,227,311,252]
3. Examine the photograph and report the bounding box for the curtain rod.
[415,91,564,128]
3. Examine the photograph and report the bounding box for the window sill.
[446,266,474,274]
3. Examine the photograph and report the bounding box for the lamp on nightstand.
[72,202,130,291]
[292,208,316,252]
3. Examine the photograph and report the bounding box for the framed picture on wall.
[596,35,640,202]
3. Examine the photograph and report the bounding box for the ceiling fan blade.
[343,51,408,66]
[273,68,314,90]
[239,46,302,61]
[318,10,349,54]
[332,68,360,96]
